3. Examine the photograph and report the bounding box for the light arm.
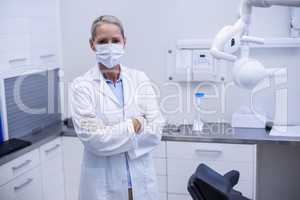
[210,0,300,61]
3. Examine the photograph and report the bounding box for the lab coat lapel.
[121,67,133,110]
[99,79,121,106]
[91,66,120,106]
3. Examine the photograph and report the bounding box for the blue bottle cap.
[195,92,205,97]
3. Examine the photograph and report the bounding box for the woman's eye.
[112,39,121,43]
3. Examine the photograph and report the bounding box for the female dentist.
[71,15,165,200]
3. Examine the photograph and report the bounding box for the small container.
[193,92,205,132]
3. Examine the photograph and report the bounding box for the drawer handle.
[13,178,33,191]
[40,54,55,59]
[194,149,222,155]
[45,144,60,154]
[12,159,32,171]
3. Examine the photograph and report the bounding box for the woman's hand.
[132,117,144,134]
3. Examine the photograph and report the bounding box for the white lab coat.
[71,65,165,200]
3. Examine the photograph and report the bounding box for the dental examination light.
[210,0,300,127]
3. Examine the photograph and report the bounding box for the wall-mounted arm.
[210,0,300,61]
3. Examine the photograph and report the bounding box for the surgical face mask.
[95,43,124,69]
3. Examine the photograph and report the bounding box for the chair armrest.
[187,174,205,200]
[224,170,240,188]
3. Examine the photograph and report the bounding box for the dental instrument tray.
[0,138,31,158]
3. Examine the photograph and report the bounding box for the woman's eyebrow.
[97,38,108,42]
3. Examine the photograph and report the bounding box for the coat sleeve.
[127,72,165,160]
[71,79,137,156]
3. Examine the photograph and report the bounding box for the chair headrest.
[195,164,232,194]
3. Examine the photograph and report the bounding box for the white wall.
[60,0,300,124]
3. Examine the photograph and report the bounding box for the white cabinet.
[166,141,257,200]
[0,149,40,186]
[153,141,167,199]
[40,137,65,200]
[62,137,167,200]
[0,167,43,200]
[62,136,84,200]
[0,0,61,71]
[0,162,42,200]
[0,136,258,200]
[60,137,257,200]
[0,137,65,200]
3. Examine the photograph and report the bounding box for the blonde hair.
[90,15,125,40]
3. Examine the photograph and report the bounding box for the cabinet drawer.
[153,141,166,158]
[40,137,62,162]
[0,166,43,200]
[41,156,65,200]
[0,149,40,186]
[167,141,256,163]
[62,137,84,200]
[154,158,167,176]
[167,159,254,182]
[166,141,256,199]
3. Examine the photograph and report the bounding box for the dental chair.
[187,164,250,200]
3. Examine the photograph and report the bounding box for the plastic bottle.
[193,92,205,132]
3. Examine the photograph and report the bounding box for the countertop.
[0,123,63,166]
[162,123,300,145]
[63,123,300,145]
[2,122,300,166]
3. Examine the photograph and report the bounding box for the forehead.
[94,23,123,39]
